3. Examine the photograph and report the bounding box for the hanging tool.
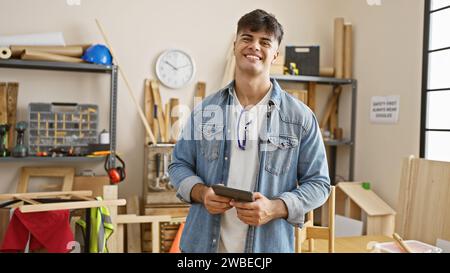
[148,154,165,192]
[95,19,157,144]
[0,124,10,157]
[13,121,28,157]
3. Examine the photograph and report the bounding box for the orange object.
[169,223,184,253]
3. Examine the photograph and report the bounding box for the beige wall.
[0,0,335,197]
[330,0,424,208]
[0,0,425,210]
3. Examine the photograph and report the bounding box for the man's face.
[234,29,279,76]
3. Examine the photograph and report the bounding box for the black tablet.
[211,184,254,202]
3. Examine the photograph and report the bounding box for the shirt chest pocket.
[265,135,299,176]
[198,123,224,161]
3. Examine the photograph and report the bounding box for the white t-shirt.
[218,86,272,253]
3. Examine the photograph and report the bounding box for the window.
[421,0,450,162]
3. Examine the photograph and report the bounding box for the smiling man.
[169,9,331,253]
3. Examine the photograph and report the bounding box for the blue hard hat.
[82,44,113,65]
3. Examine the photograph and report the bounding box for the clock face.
[155,49,195,89]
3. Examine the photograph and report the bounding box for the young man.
[169,9,330,253]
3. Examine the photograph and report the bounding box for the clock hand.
[177,63,190,69]
[164,60,178,71]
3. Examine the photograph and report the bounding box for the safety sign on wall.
[370,96,400,124]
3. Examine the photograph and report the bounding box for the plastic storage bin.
[374,240,442,253]
[285,45,320,76]
[28,102,98,155]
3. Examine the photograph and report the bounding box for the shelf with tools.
[0,59,118,166]
[273,75,357,185]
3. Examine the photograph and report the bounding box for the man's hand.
[191,184,233,214]
[232,192,288,226]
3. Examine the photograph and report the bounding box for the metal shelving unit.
[0,59,118,166]
[273,74,357,184]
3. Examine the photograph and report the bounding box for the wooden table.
[302,235,394,253]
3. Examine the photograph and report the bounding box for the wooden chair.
[295,186,335,253]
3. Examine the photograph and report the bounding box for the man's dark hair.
[237,9,284,45]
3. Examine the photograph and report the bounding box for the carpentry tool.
[0,124,10,157]
[95,19,156,144]
[12,121,28,157]
[393,233,413,253]
[6,82,18,149]
[148,154,165,192]
[161,153,171,189]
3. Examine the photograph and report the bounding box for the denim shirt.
[168,79,331,253]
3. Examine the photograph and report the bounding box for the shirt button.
[224,157,228,161]
[212,239,217,243]
[227,129,231,133]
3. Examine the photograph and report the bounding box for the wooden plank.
[21,49,84,63]
[126,196,141,253]
[337,182,396,216]
[116,223,125,253]
[320,86,341,129]
[164,102,171,145]
[396,156,414,238]
[0,208,11,246]
[19,199,126,213]
[345,197,362,220]
[306,226,329,240]
[150,80,166,142]
[16,197,41,205]
[194,82,206,108]
[0,82,7,124]
[17,167,75,193]
[72,176,110,197]
[328,186,336,253]
[70,194,95,201]
[396,158,450,244]
[169,98,179,142]
[104,185,120,253]
[221,37,236,87]
[335,186,346,216]
[152,221,160,253]
[307,82,316,113]
[145,191,185,205]
[144,206,190,217]
[334,18,345,79]
[10,45,84,58]
[6,82,18,149]
[367,215,395,237]
[144,79,154,144]
[329,92,339,135]
[343,24,353,79]
[0,190,92,201]
[116,214,171,224]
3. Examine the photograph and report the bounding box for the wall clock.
[155,49,195,89]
